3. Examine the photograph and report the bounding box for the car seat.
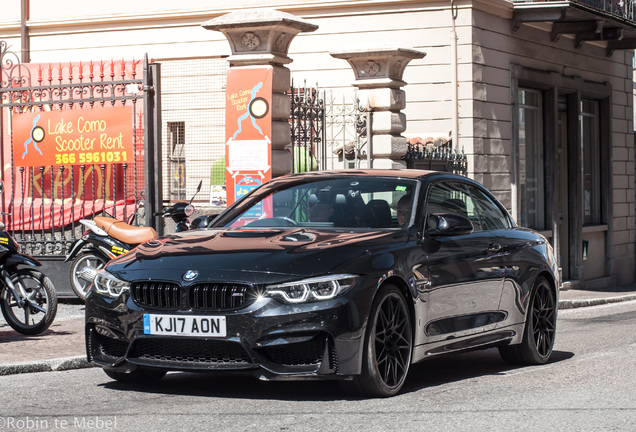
[365,199,392,228]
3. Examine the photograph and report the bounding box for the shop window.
[517,88,545,230]
[581,100,601,226]
[168,121,186,200]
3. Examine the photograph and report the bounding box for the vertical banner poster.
[225,66,273,213]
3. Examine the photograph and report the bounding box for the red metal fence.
[0,41,158,257]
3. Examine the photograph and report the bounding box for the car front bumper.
[85,288,370,380]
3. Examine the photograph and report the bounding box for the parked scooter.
[0,181,58,335]
[65,181,202,300]
[159,180,202,232]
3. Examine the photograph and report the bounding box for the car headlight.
[93,270,130,298]
[265,274,359,304]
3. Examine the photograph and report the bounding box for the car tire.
[340,284,413,398]
[103,368,167,383]
[499,275,556,365]
[69,252,108,301]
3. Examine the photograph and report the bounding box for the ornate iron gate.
[323,89,371,170]
[290,85,465,174]
[0,41,161,258]
[289,84,372,172]
[289,82,324,172]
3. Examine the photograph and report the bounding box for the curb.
[558,294,636,310]
[0,356,95,376]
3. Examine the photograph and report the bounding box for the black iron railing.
[515,0,635,22]
[403,144,468,176]
[574,0,634,21]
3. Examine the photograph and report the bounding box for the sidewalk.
[0,315,91,376]
[1,286,635,376]
[558,284,636,309]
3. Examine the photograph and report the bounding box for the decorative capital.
[330,42,426,89]
[203,9,318,66]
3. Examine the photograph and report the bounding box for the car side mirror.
[425,213,474,237]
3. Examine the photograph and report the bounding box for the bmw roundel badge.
[183,270,199,281]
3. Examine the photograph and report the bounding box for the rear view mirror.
[426,213,474,237]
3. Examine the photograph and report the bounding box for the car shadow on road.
[99,348,574,401]
[101,372,342,401]
[402,348,574,393]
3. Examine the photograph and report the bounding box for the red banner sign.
[224,66,273,207]
[12,106,134,167]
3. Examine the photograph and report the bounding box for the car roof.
[278,169,448,181]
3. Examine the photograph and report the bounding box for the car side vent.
[131,281,181,309]
[189,283,255,310]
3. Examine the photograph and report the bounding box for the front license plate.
[143,314,226,337]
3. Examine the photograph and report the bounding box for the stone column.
[203,9,318,176]
[331,42,425,169]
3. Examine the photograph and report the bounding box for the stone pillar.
[203,9,318,176]
[331,42,425,169]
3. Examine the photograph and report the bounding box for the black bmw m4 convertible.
[85,170,559,397]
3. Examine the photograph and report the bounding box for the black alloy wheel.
[499,276,556,365]
[531,279,557,358]
[341,284,413,397]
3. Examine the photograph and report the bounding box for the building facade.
[1,0,634,287]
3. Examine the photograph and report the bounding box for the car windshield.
[217,177,418,229]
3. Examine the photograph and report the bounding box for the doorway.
[556,97,570,280]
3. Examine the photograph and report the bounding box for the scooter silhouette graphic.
[22,114,44,159]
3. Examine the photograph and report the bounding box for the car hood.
[106,227,405,284]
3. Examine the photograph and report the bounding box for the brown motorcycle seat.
[93,216,157,245]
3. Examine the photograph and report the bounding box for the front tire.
[499,276,556,365]
[341,284,413,397]
[70,252,108,301]
[1,269,58,335]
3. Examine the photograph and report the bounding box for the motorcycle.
[0,181,58,335]
[65,181,202,301]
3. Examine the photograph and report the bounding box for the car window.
[426,182,481,229]
[221,177,418,229]
[425,181,511,232]
[465,185,511,230]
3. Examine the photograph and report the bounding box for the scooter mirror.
[189,180,203,205]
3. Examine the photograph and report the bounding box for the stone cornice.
[473,0,512,19]
[0,0,494,35]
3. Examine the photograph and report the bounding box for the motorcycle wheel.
[70,252,108,301]
[1,269,58,335]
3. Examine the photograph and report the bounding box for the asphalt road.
[0,301,634,432]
